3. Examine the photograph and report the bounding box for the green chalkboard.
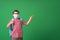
[0,0,60,40]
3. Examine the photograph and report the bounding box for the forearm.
[7,20,13,28]
[23,16,33,26]
[7,24,10,28]
[7,23,11,28]
[26,17,32,25]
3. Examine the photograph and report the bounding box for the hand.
[30,16,33,19]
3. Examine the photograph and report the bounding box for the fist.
[30,16,33,19]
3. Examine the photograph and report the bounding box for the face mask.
[13,14,19,18]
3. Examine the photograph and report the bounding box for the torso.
[12,18,23,38]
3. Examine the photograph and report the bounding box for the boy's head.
[13,10,20,18]
[13,10,19,14]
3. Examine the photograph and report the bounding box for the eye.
[14,12,18,14]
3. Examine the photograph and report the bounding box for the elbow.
[25,23,29,26]
[26,24,29,26]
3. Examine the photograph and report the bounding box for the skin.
[7,14,33,28]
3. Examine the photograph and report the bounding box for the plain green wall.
[0,0,60,40]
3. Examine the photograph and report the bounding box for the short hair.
[13,10,19,14]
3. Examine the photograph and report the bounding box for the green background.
[0,0,60,40]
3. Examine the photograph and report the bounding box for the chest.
[14,18,21,24]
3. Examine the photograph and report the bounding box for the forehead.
[13,12,19,14]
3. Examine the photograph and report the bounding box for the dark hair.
[13,10,19,14]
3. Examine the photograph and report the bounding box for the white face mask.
[13,14,19,18]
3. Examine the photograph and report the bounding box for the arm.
[23,16,33,26]
[7,20,14,28]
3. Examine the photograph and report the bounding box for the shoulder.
[10,18,14,22]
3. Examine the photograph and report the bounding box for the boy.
[7,10,33,40]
